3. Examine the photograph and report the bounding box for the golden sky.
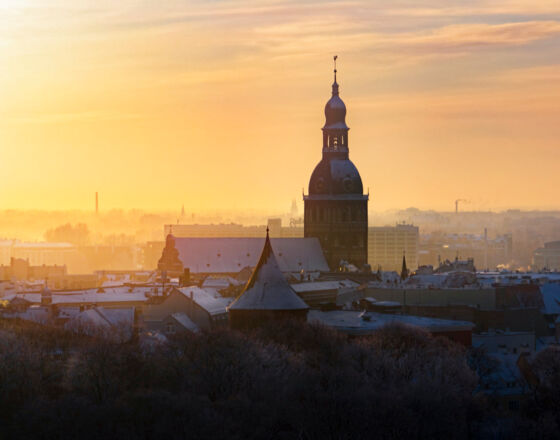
[1,0,560,213]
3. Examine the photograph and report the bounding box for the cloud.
[1,110,145,125]
[252,20,560,58]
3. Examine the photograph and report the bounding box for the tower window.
[332,137,338,150]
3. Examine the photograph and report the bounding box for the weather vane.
[333,55,338,81]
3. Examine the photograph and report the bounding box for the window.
[165,323,176,335]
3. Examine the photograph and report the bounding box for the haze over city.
[2,0,560,212]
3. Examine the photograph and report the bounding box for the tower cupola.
[322,55,349,157]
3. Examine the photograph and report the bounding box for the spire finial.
[266,226,270,238]
[331,55,339,96]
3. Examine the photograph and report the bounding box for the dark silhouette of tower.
[401,253,408,280]
[304,57,368,270]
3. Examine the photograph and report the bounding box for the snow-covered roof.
[308,310,473,336]
[66,306,135,330]
[171,237,329,273]
[52,290,149,305]
[202,276,240,289]
[170,313,200,333]
[290,279,359,293]
[177,286,230,316]
[228,233,309,311]
[5,286,153,306]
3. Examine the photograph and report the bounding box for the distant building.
[0,240,78,267]
[532,241,560,270]
[304,62,368,270]
[163,219,303,239]
[419,231,513,270]
[368,224,419,272]
[228,230,309,330]
[0,257,66,281]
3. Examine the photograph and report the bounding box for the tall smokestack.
[95,192,99,214]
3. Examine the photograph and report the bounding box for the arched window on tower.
[332,136,338,150]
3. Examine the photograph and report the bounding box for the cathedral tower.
[304,58,368,270]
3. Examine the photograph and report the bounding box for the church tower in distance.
[304,58,368,270]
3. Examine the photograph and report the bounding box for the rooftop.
[309,310,473,336]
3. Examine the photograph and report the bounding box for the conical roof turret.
[228,229,308,311]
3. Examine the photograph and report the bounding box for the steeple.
[401,253,409,281]
[332,55,339,96]
[228,228,308,313]
[323,55,349,159]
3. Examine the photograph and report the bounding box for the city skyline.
[2,0,560,212]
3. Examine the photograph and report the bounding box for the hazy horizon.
[2,0,560,212]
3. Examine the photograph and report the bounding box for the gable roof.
[170,237,329,273]
[228,232,309,311]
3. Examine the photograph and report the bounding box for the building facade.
[368,224,419,271]
[304,63,368,270]
[532,241,560,271]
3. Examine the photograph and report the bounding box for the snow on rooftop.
[5,286,153,305]
[290,279,359,293]
[65,307,135,339]
[171,313,200,333]
[308,310,473,336]
[228,234,309,311]
[172,237,329,273]
[177,286,231,316]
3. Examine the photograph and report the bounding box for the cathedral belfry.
[303,57,368,270]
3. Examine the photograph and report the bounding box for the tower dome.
[308,157,363,195]
[323,79,348,130]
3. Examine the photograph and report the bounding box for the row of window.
[308,206,366,223]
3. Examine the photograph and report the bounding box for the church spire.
[323,56,348,156]
[401,253,409,281]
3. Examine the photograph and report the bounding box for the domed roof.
[323,82,349,130]
[308,158,363,195]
